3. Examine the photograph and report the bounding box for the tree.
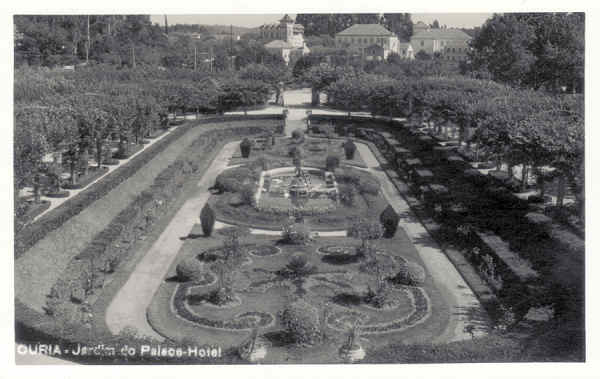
[382,13,413,41]
[431,19,440,29]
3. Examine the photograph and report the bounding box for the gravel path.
[105,141,239,339]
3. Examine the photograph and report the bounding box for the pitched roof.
[264,40,294,49]
[411,28,472,41]
[337,24,395,37]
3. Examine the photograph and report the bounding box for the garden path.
[105,141,239,339]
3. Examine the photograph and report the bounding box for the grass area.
[147,225,450,362]
[14,119,282,312]
[62,166,109,190]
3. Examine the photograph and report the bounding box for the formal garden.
[13,13,585,364]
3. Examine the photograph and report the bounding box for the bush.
[291,129,305,142]
[176,257,205,282]
[279,298,322,345]
[284,253,316,277]
[282,222,312,245]
[240,184,256,206]
[288,145,303,158]
[393,261,426,286]
[380,205,400,238]
[200,203,216,236]
[358,178,380,195]
[338,184,356,206]
[214,167,254,192]
[326,155,340,171]
[343,140,357,160]
[240,138,253,158]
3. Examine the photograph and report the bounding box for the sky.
[150,13,493,29]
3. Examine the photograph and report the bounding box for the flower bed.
[173,283,275,330]
[247,245,282,257]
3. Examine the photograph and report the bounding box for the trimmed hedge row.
[15,115,285,259]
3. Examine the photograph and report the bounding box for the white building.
[410,23,471,61]
[335,24,401,61]
[259,14,309,65]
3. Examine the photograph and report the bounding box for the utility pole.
[86,15,90,64]
[194,45,197,71]
[164,15,168,35]
[131,45,136,68]
[209,46,213,73]
[230,24,233,71]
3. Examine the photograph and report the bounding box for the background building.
[410,24,471,61]
[259,14,309,64]
[335,24,402,61]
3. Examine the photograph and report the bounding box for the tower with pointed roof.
[259,14,309,65]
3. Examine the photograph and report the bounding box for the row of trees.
[14,64,275,203]
[321,71,584,215]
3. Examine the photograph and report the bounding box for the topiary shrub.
[200,203,216,236]
[343,140,357,160]
[326,155,340,172]
[392,261,426,286]
[282,222,312,245]
[240,138,253,158]
[280,298,322,346]
[176,257,205,282]
[380,205,400,238]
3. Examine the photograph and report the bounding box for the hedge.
[15,115,284,259]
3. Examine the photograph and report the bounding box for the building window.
[420,40,424,47]
[452,47,455,53]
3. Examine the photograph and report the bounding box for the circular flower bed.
[325,287,431,335]
[248,245,282,257]
[173,283,275,330]
[316,245,355,256]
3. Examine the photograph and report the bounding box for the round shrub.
[326,155,340,171]
[285,253,316,277]
[215,167,254,192]
[393,261,426,286]
[240,184,256,206]
[282,222,312,245]
[338,184,356,206]
[291,129,305,142]
[280,298,322,346]
[380,205,400,238]
[200,203,215,236]
[358,178,380,195]
[343,140,357,160]
[240,138,253,158]
[176,257,205,282]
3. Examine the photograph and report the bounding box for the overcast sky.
[151,13,493,29]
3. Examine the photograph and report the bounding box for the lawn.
[147,225,450,363]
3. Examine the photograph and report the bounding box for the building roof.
[280,14,294,23]
[411,28,472,41]
[264,40,294,49]
[337,24,395,37]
